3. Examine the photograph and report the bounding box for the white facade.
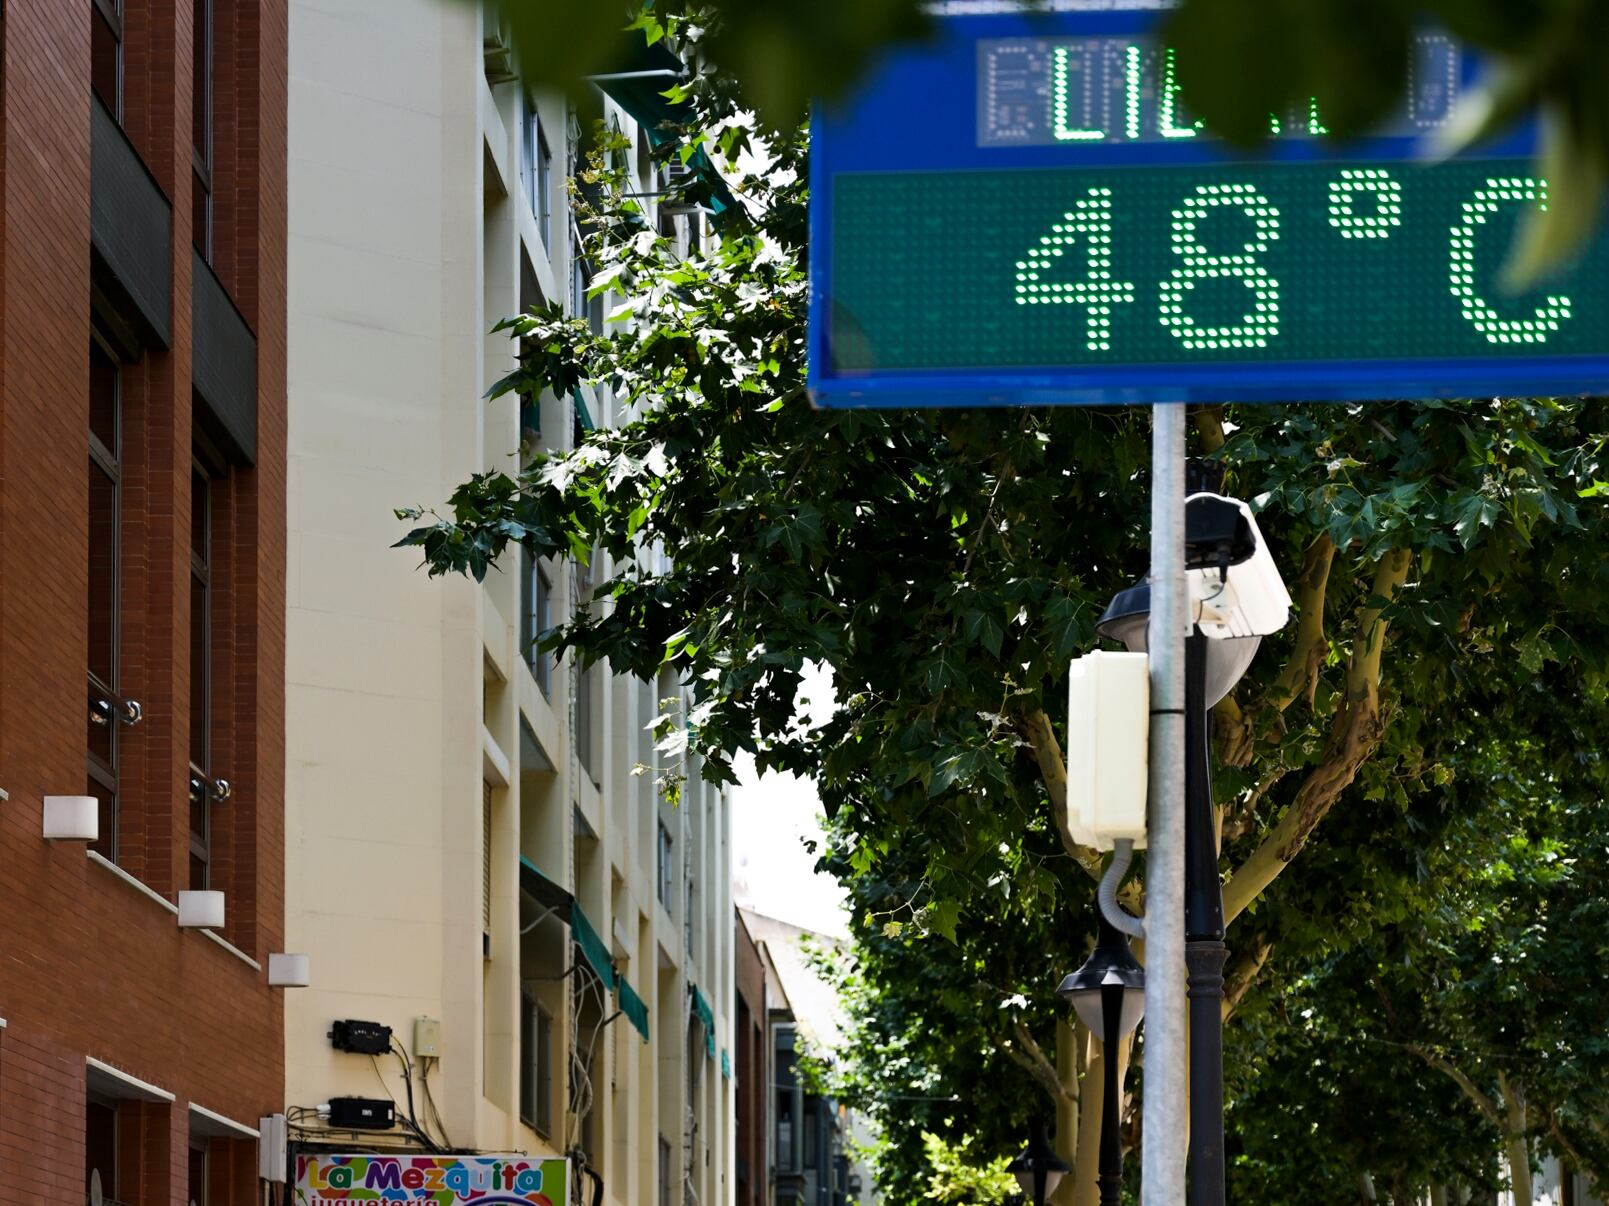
[285,3,734,1203]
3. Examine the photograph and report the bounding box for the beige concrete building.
[284,2,734,1202]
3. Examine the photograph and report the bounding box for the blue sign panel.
[807,7,1609,407]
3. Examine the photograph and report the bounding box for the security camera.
[1184,493,1291,640]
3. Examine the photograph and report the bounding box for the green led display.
[827,160,1609,371]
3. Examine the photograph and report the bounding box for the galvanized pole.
[1141,402,1188,1206]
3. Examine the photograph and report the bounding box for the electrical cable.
[366,1054,442,1152]
[420,1056,453,1151]
[388,1038,446,1152]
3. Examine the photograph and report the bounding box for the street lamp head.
[1094,582,1261,706]
[1007,1119,1070,1206]
[1057,918,1146,1037]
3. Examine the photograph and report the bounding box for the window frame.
[520,990,554,1137]
[656,819,674,909]
[91,0,124,121]
[87,332,123,861]
[191,0,213,261]
[523,93,553,249]
[522,551,552,696]
[188,443,224,892]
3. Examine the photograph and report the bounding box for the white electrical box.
[1065,650,1149,850]
[257,1113,287,1182]
[414,1015,442,1059]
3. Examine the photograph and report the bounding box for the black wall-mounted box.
[329,1019,392,1055]
[327,1097,395,1130]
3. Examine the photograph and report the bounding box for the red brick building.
[736,909,771,1206]
[0,0,288,1200]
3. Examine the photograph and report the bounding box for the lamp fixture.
[1007,1119,1069,1206]
[177,890,225,929]
[267,953,311,988]
[43,795,99,842]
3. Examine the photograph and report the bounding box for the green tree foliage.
[919,1132,1021,1206]
[402,7,1609,1196]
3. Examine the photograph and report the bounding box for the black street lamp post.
[1058,919,1146,1206]
[1183,628,1228,1206]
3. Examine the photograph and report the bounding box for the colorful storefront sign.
[294,1154,567,1205]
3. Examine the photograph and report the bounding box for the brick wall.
[0,0,288,1201]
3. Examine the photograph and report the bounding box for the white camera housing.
[1187,492,1292,640]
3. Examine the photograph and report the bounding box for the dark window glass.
[189,465,211,890]
[191,0,212,259]
[657,821,674,907]
[523,96,552,247]
[88,460,117,689]
[659,1137,672,1206]
[522,552,552,695]
[86,1099,117,1200]
[87,775,116,860]
[776,1089,795,1170]
[91,0,122,120]
[88,339,121,861]
[188,1142,207,1206]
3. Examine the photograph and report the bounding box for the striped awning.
[618,978,651,1042]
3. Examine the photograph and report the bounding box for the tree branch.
[1411,1046,1502,1130]
[1222,549,1411,925]
[1006,1018,1078,1108]
[1221,937,1273,1022]
[1021,709,1105,882]
[1265,533,1337,715]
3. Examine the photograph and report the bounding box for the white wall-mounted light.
[267,953,310,987]
[177,890,225,929]
[43,795,99,841]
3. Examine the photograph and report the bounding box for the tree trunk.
[1357,1171,1378,1202]
[1053,1017,1081,1206]
[1501,1072,1531,1205]
[1430,1184,1449,1206]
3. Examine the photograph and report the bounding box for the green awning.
[570,902,615,991]
[618,978,651,1042]
[519,856,571,918]
[520,858,616,991]
[689,983,715,1057]
[573,389,594,432]
[720,1047,731,1080]
[593,38,737,219]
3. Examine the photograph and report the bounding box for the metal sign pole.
[1142,402,1188,1206]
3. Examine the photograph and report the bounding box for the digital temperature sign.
[807,7,1609,408]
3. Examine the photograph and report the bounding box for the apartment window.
[188,444,229,892]
[520,991,553,1137]
[188,1140,207,1206]
[85,1098,117,1201]
[91,0,122,119]
[576,662,597,784]
[87,337,122,860]
[191,0,213,260]
[523,95,552,249]
[776,1087,795,1171]
[657,820,673,909]
[522,551,552,696]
